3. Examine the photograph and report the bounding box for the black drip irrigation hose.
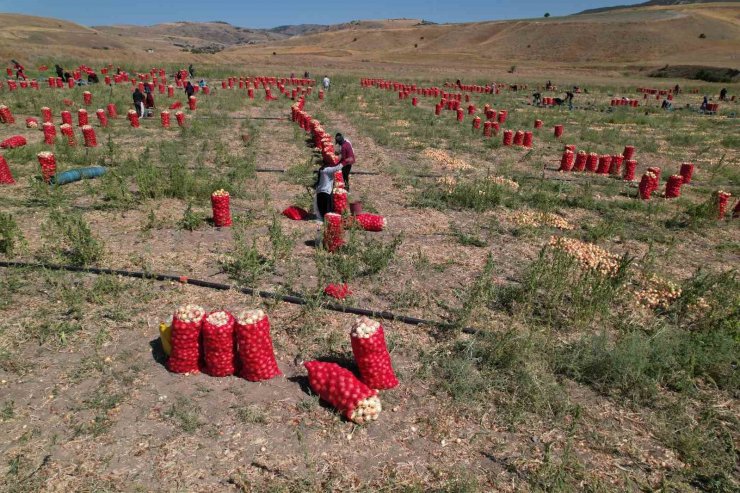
[0,261,479,335]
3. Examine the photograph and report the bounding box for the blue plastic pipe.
[50,166,107,185]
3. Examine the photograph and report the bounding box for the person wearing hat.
[335,133,355,192]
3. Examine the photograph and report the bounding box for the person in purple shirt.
[335,133,355,192]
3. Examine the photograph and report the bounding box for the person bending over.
[315,162,343,221]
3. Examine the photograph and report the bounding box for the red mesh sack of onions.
[0,156,15,185]
[61,110,72,126]
[95,109,108,127]
[715,191,731,219]
[333,188,349,214]
[37,152,56,183]
[573,151,587,172]
[303,361,381,424]
[60,124,76,146]
[41,106,52,123]
[211,189,232,227]
[323,213,345,252]
[235,309,282,382]
[77,109,88,127]
[175,111,185,127]
[350,316,399,390]
[42,122,55,145]
[202,310,236,377]
[0,135,26,149]
[82,125,97,147]
[127,110,140,128]
[638,172,658,200]
[166,304,205,374]
[25,117,38,129]
[0,104,15,124]
[352,213,386,232]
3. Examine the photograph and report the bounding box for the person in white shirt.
[314,162,343,221]
[322,75,330,91]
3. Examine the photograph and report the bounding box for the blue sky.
[0,0,641,28]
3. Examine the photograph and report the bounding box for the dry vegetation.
[0,5,739,491]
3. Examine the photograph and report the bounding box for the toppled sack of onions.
[304,360,381,424]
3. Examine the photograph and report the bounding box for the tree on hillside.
[544,13,551,18]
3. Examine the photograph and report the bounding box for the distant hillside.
[94,21,287,52]
[576,0,732,15]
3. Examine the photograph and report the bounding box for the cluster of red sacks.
[165,305,281,382]
[559,144,637,181]
[304,316,398,423]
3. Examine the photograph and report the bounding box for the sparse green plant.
[0,212,24,257]
[42,210,104,265]
[179,202,203,231]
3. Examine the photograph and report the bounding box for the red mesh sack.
[665,175,683,198]
[353,213,386,232]
[37,152,56,183]
[82,125,97,147]
[42,122,56,145]
[586,153,598,173]
[175,111,185,126]
[638,172,658,200]
[333,188,349,215]
[169,101,182,110]
[324,283,351,299]
[573,151,587,172]
[609,155,624,176]
[41,107,52,123]
[680,163,694,184]
[715,191,731,219]
[554,124,564,138]
[211,189,232,227]
[167,304,205,374]
[127,110,140,128]
[513,130,524,146]
[647,166,661,184]
[304,361,381,424]
[523,131,533,148]
[0,104,15,124]
[350,316,399,390]
[79,110,90,127]
[0,136,26,149]
[502,130,513,146]
[95,109,108,127]
[25,117,38,129]
[597,155,611,175]
[282,206,309,221]
[83,91,92,105]
[188,96,197,110]
[623,145,635,160]
[60,110,72,126]
[160,110,170,128]
[559,150,574,172]
[323,213,345,252]
[0,156,15,184]
[202,311,236,377]
[60,124,76,146]
[235,310,282,382]
[623,159,637,181]
[106,103,117,118]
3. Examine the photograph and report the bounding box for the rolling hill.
[0,2,737,75]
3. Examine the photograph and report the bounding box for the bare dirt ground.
[0,70,738,492]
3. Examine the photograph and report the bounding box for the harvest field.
[0,65,738,493]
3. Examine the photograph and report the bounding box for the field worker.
[335,133,355,192]
[700,96,708,112]
[198,79,206,88]
[315,162,344,221]
[189,64,195,78]
[144,85,155,114]
[323,75,330,91]
[185,81,195,99]
[566,91,575,110]
[720,88,727,101]
[132,88,145,117]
